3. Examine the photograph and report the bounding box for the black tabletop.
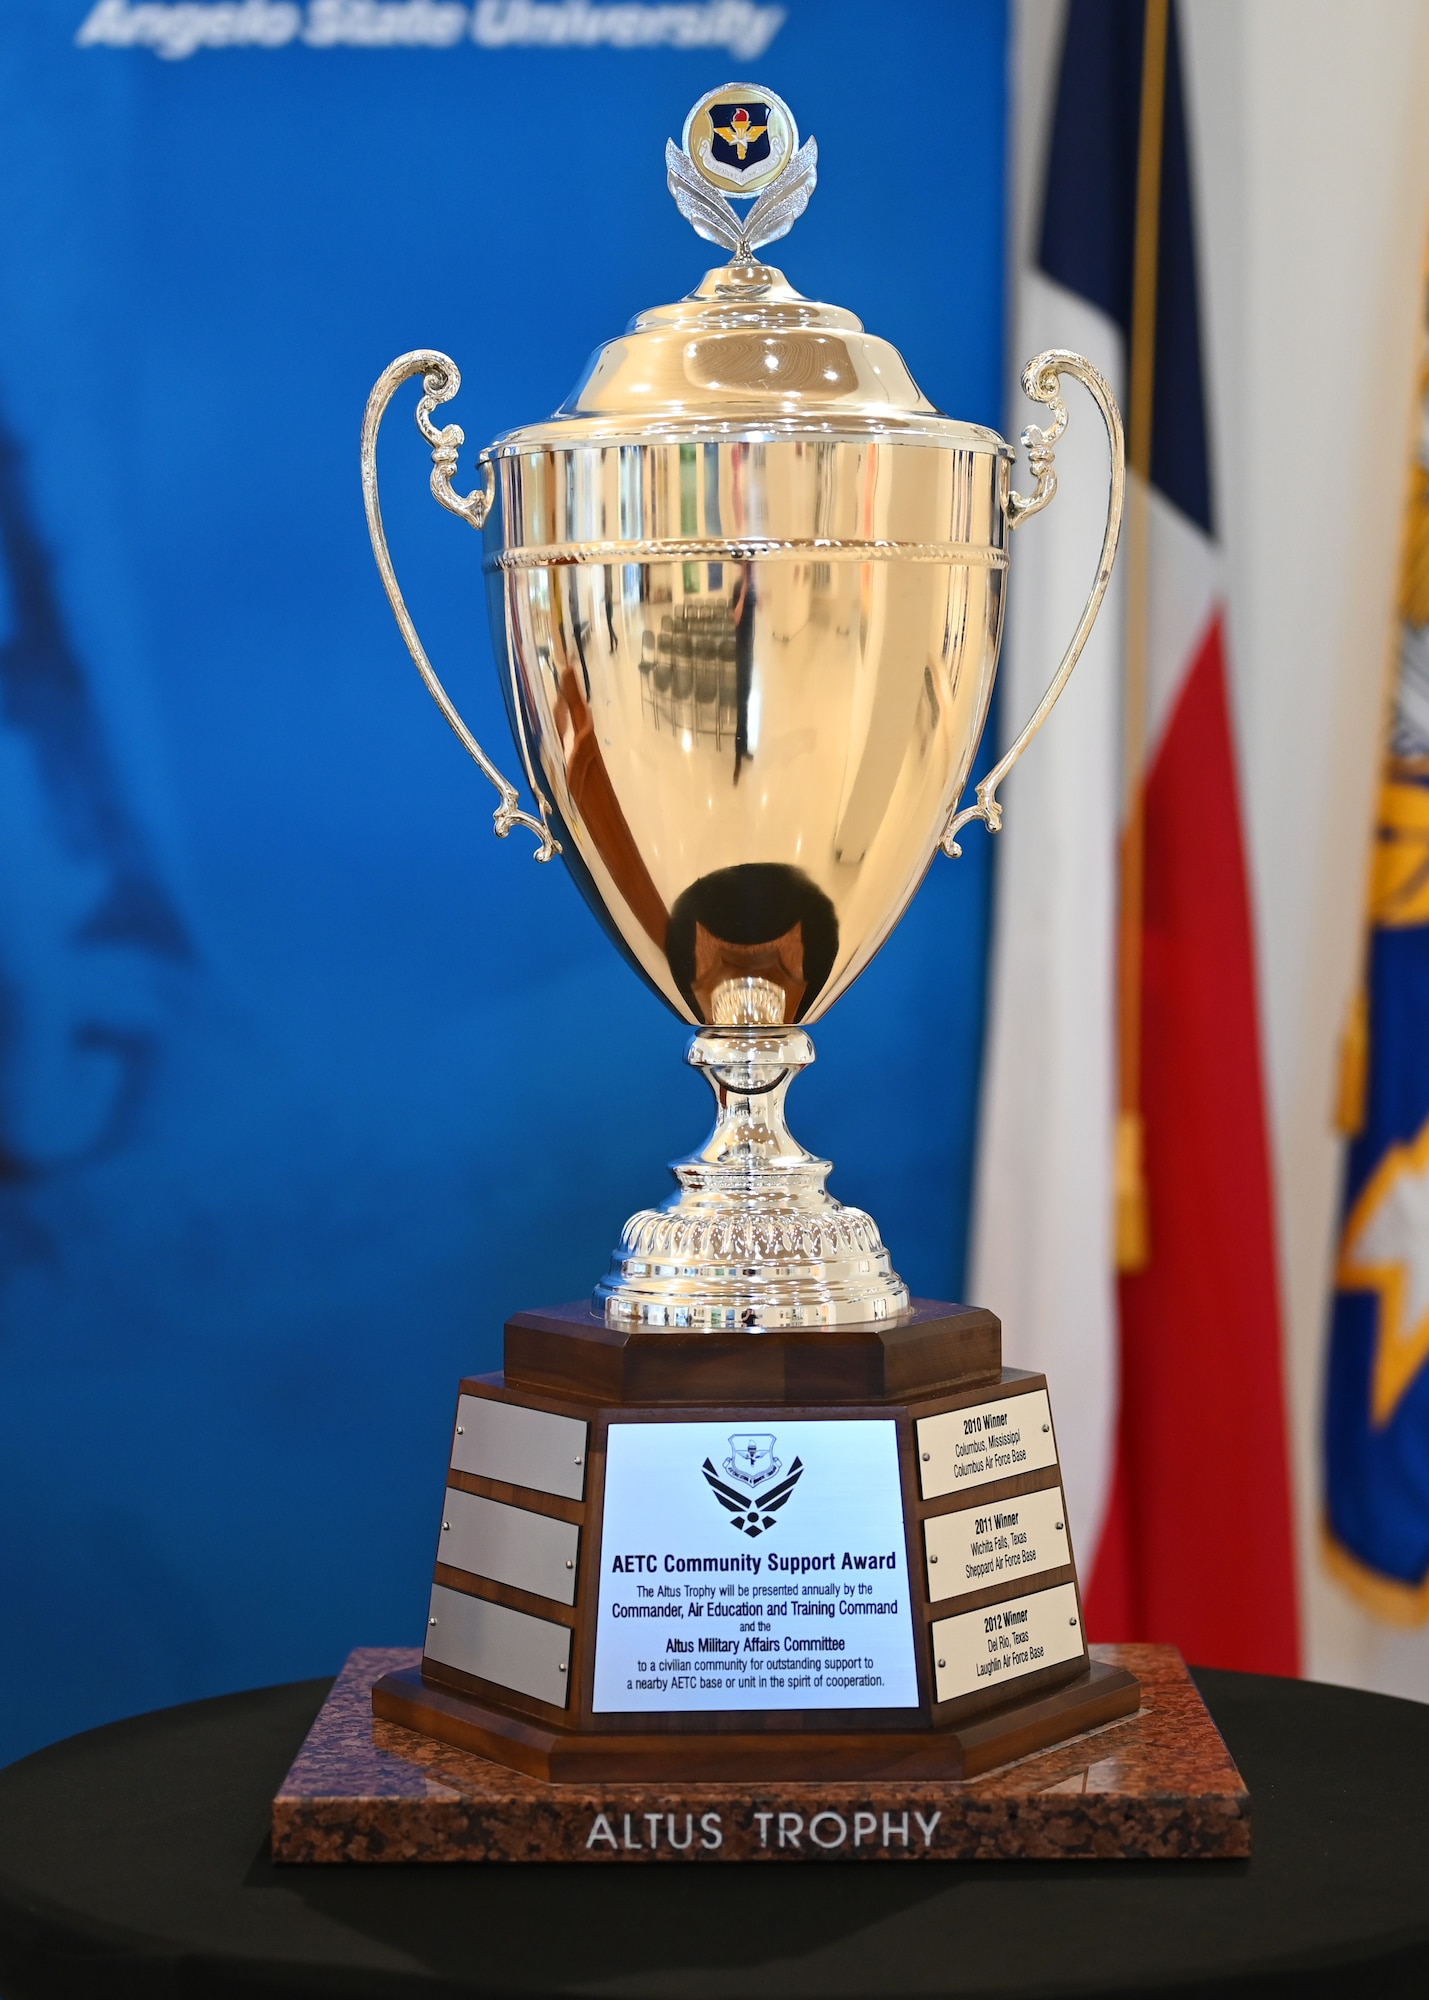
[0,1667,1426,1999]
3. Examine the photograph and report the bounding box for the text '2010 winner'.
[592,1418,919,1713]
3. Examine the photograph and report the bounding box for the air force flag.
[1326,232,1429,1619]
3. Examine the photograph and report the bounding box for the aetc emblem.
[701,1432,804,1537]
[681,81,797,194]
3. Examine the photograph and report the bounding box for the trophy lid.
[481,84,1008,461]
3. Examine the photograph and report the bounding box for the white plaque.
[930,1580,1083,1703]
[592,1418,918,1714]
[924,1485,1070,1603]
[916,1388,1057,1500]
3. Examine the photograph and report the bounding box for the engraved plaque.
[440,1487,579,1605]
[924,1484,1070,1603]
[592,1417,918,1715]
[916,1388,1056,1501]
[424,1583,571,1707]
[930,1580,1083,1703]
[450,1395,587,1500]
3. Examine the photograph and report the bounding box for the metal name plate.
[924,1485,1070,1603]
[440,1487,579,1606]
[424,1582,571,1708]
[450,1395,587,1500]
[592,1418,918,1715]
[916,1388,1056,1500]
[931,1580,1083,1704]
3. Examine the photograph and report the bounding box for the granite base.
[271,1643,1248,1862]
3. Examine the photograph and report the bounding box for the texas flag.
[973,0,1299,1673]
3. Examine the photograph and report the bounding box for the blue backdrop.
[0,0,1006,1765]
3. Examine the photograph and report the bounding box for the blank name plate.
[931,1580,1083,1703]
[916,1389,1056,1501]
[924,1485,1070,1603]
[450,1395,587,1500]
[441,1487,579,1605]
[425,1583,571,1708]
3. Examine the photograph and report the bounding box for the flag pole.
[1115,0,1170,1273]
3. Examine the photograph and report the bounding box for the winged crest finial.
[668,82,818,263]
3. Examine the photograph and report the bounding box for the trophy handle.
[941,350,1125,858]
[361,351,559,861]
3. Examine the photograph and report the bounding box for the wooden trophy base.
[373,1655,1139,1783]
[377,1299,1142,1789]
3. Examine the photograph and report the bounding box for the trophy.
[359,84,1132,1782]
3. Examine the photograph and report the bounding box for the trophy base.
[385,1296,1137,1786]
[505,1296,1000,1404]
[278,1645,1248,1862]
[372,1657,1140,1783]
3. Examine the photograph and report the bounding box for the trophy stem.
[594,1024,910,1332]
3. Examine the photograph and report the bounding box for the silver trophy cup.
[361,83,1124,1335]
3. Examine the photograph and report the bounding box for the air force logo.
[701,98,785,187]
[725,1431,779,1484]
[709,101,771,169]
[702,1431,804,1537]
[681,79,796,197]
